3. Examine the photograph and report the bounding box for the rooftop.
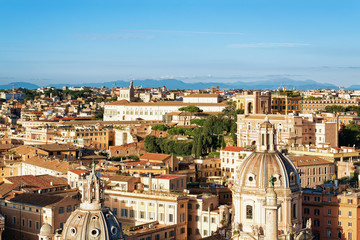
[221,146,245,152]
[290,155,332,167]
[106,100,227,106]
[140,153,171,161]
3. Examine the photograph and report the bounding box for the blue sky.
[0,0,359,86]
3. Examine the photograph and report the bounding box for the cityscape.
[1,1,360,240]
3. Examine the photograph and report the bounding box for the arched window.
[246,205,253,219]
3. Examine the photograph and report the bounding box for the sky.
[0,0,360,87]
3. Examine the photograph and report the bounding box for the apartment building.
[193,158,221,181]
[290,155,335,188]
[302,185,360,240]
[219,146,252,181]
[271,93,301,114]
[104,189,189,239]
[0,191,80,240]
[187,194,230,240]
[21,156,76,177]
[302,99,359,114]
[237,114,338,148]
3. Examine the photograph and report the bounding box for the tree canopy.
[178,105,203,113]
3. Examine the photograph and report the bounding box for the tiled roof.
[221,146,244,152]
[23,156,73,173]
[68,169,88,175]
[154,174,183,180]
[5,174,68,189]
[290,155,332,167]
[12,145,36,155]
[140,153,171,161]
[9,193,64,206]
[38,143,77,152]
[108,175,135,182]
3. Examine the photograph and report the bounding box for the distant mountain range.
[1,79,359,90]
[0,82,39,90]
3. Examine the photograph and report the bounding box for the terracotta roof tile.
[290,155,332,167]
[221,146,245,152]
[140,153,171,161]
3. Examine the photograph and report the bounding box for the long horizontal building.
[104,100,227,121]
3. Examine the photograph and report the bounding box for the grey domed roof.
[61,207,123,240]
[60,163,125,240]
[39,223,53,236]
[234,151,300,192]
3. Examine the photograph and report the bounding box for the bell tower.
[257,116,276,152]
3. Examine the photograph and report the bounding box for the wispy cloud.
[117,29,243,35]
[228,43,309,48]
[75,30,243,40]
[75,33,154,40]
[321,66,360,70]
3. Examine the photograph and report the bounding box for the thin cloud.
[75,33,154,40]
[321,66,360,70]
[117,29,243,35]
[228,43,309,48]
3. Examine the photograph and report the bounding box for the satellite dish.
[96,172,101,177]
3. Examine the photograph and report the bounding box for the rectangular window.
[28,220,32,228]
[159,213,164,221]
[180,213,185,222]
[246,205,253,219]
[169,214,174,222]
[121,208,128,217]
[58,207,64,214]
[130,210,136,218]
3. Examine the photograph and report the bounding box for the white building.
[231,119,312,239]
[114,128,136,146]
[117,81,135,102]
[183,93,220,103]
[22,156,71,177]
[104,100,227,121]
[220,146,252,181]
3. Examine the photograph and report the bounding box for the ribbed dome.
[234,151,300,191]
[61,207,123,240]
[39,223,53,236]
[60,164,125,240]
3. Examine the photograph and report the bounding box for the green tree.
[145,135,161,153]
[178,105,203,113]
[190,118,206,126]
[94,112,103,120]
[339,122,360,147]
[151,124,168,131]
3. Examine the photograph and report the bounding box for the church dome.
[59,163,125,240]
[61,207,123,240]
[234,151,300,191]
[39,223,53,236]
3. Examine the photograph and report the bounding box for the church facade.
[231,117,313,240]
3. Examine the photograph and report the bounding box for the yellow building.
[234,91,271,114]
[271,92,301,114]
[0,158,21,181]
